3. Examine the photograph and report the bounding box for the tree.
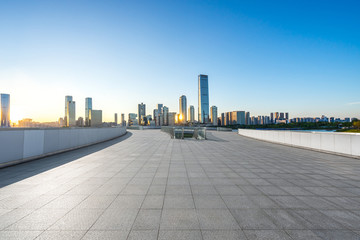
[353,121,360,129]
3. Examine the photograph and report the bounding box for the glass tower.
[0,94,10,127]
[179,95,187,123]
[85,97,92,126]
[198,74,209,123]
[188,105,195,123]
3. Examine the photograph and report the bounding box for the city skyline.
[1,1,359,123]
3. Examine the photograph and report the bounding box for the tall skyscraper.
[121,113,125,126]
[0,93,10,127]
[280,112,285,120]
[275,112,279,121]
[198,74,209,123]
[114,113,118,125]
[65,96,75,127]
[91,110,102,126]
[162,106,169,125]
[157,104,163,126]
[221,113,225,126]
[245,112,250,125]
[270,112,274,123]
[188,105,195,123]
[210,106,218,126]
[67,100,76,127]
[231,111,246,125]
[138,102,146,125]
[285,112,289,120]
[85,97,92,126]
[179,95,187,123]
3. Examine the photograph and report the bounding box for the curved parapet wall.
[238,129,360,158]
[0,127,127,168]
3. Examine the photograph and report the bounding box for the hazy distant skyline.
[1,0,359,122]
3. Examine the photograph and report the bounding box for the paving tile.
[197,209,240,230]
[49,208,103,230]
[163,195,195,209]
[286,230,322,240]
[0,230,42,240]
[82,230,129,240]
[132,209,161,230]
[158,230,202,240]
[244,230,292,240]
[160,209,200,230]
[231,209,277,230]
[127,230,157,240]
[36,230,85,240]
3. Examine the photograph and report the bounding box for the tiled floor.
[1,130,360,239]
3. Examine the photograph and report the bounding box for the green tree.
[353,121,360,129]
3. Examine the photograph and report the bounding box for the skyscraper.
[245,112,250,125]
[121,113,125,126]
[232,111,246,125]
[270,112,274,123]
[162,106,169,125]
[188,105,195,123]
[210,106,218,126]
[285,112,289,120]
[65,96,75,127]
[0,93,10,127]
[114,113,118,125]
[157,104,163,126]
[85,97,92,126]
[91,110,102,126]
[138,102,146,125]
[179,95,187,123]
[198,74,209,123]
[67,100,76,127]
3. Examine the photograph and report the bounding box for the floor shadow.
[206,132,230,142]
[0,132,132,188]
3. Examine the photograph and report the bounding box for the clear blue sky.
[1,0,359,122]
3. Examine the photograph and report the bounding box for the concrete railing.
[0,127,127,168]
[238,129,360,158]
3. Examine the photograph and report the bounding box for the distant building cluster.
[126,74,213,127]
[290,115,355,123]
[218,111,289,126]
[0,93,10,128]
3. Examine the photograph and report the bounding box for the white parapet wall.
[0,127,127,168]
[238,129,360,158]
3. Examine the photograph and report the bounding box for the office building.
[168,112,176,126]
[162,106,169,126]
[85,97,92,126]
[188,105,195,123]
[121,113,125,126]
[270,113,274,123]
[114,113,118,125]
[210,106,218,126]
[274,112,279,121]
[198,74,209,123]
[232,111,245,125]
[76,117,84,127]
[91,110,102,126]
[221,113,225,126]
[138,102,146,125]
[285,112,289,120]
[128,113,137,126]
[0,93,10,127]
[179,95,187,123]
[65,96,76,127]
[245,112,250,125]
[156,104,163,126]
[280,112,285,120]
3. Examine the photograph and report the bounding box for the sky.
[1,0,359,123]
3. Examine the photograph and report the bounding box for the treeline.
[223,121,354,130]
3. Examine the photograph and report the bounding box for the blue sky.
[1,0,359,122]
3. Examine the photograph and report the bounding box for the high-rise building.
[280,112,285,120]
[138,103,146,125]
[157,104,163,126]
[114,113,118,125]
[210,106,218,126]
[91,110,102,126]
[232,111,246,125]
[65,95,73,126]
[76,117,84,127]
[188,105,195,123]
[285,112,289,120]
[274,112,279,120]
[128,113,137,126]
[245,112,250,125]
[0,93,10,127]
[168,112,176,126]
[162,106,169,125]
[179,95,187,123]
[85,97,92,126]
[66,100,76,127]
[221,113,225,126]
[198,74,209,123]
[270,112,274,123]
[121,113,125,126]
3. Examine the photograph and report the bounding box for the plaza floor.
[1,130,360,239]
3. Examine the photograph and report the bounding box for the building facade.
[0,93,10,127]
[188,105,195,123]
[85,97,92,126]
[179,95,187,123]
[162,106,169,126]
[198,74,209,123]
[210,106,218,126]
[138,103,146,125]
[91,110,102,126]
